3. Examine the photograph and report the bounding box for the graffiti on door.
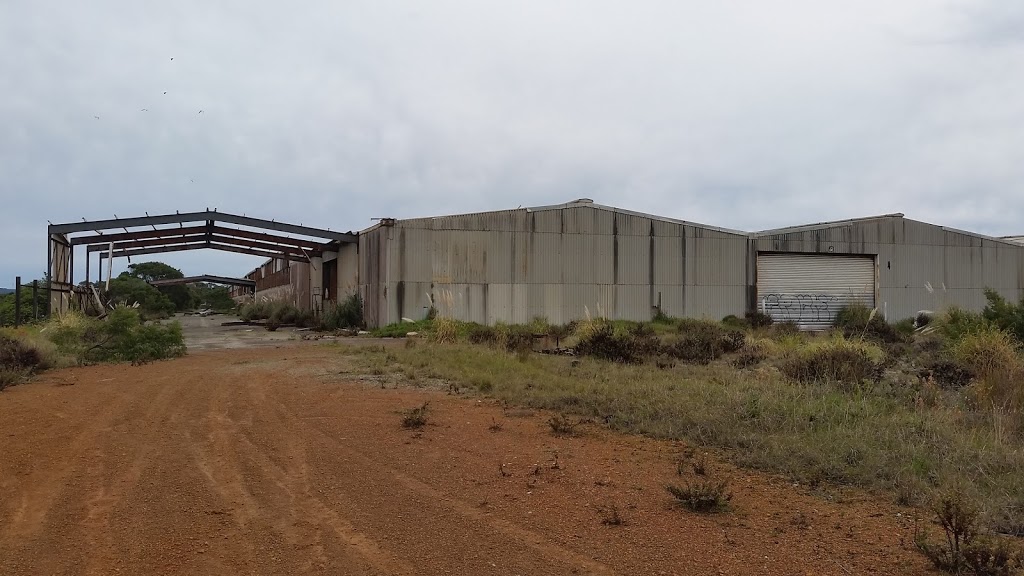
[762,293,839,324]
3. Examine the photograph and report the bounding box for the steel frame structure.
[47,210,355,314]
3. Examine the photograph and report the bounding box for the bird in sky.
[163,91,167,95]
[93,116,100,120]
[198,110,203,114]
[141,108,148,112]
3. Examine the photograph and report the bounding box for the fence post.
[14,276,21,327]
[32,280,39,321]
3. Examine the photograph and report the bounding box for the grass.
[343,339,1024,533]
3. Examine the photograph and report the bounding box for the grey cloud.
[2,1,1023,284]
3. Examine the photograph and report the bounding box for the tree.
[124,262,193,311]
[189,283,236,311]
[107,275,176,318]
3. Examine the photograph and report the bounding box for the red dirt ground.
[0,344,935,575]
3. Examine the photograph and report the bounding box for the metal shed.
[358,200,752,328]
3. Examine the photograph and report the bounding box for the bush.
[661,320,744,365]
[401,402,430,428]
[951,328,1023,411]
[745,311,773,329]
[916,491,1023,575]
[733,337,780,369]
[722,315,749,329]
[834,303,907,344]
[982,288,1024,344]
[0,332,48,389]
[468,324,498,345]
[666,481,732,513]
[574,323,643,364]
[938,307,991,344]
[495,324,534,353]
[46,306,186,364]
[920,360,975,389]
[431,317,458,344]
[780,335,884,385]
[319,294,363,331]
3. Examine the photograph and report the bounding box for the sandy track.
[0,345,931,575]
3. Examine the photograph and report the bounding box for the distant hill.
[0,288,14,295]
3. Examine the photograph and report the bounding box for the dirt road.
[0,344,931,575]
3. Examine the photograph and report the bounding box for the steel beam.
[86,234,208,253]
[70,225,208,246]
[50,210,356,242]
[150,275,256,288]
[210,226,331,250]
[98,242,308,263]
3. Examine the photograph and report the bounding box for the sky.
[2,1,1024,285]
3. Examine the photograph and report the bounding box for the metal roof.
[357,199,748,236]
[755,213,905,236]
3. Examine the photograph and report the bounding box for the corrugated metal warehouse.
[358,199,751,327]
[242,201,1024,329]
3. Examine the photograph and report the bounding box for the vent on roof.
[570,198,594,204]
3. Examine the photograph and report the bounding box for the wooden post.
[14,276,21,327]
[106,242,113,291]
[32,280,38,320]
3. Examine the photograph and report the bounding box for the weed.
[916,491,1024,575]
[319,294,363,330]
[692,454,708,476]
[666,480,732,513]
[746,311,773,329]
[488,418,504,432]
[951,328,1023,411]
[432,317,458,344]
[401,402,430,428]
[780,335,883,385]
[548,413,577,435]
[574,323,644,364]
[598,503,625,526]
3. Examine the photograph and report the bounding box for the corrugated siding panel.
[531,211,562,233]
[530,233,563,283]
[615,236,649,285]
[684,285,747,319]
[485,231,513,283]
[757,254,875,330]
[615,285,652,321]
[651,219,684,237]
[652,285,685,317]
[615,212,650,236]
[652,237,684,285]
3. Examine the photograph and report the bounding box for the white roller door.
[756,254,875,330]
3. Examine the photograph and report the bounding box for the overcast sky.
[2,1,1024,285]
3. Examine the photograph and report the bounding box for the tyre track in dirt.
[261,389,616,575]
[0,346,935,575]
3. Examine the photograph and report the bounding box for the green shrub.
[834,303,907,344]
[468,324,498,345]
[574,323,643,364]
[722,315,749,329]
[431,317,458,344]
[661,320,744,365]
[46,307,185,364]
[982,288,1024,344]
[745,311,773,329]
[951,328,1023,411]
[319,294,364,331]
[732,337,780,369]
[780,335,884,385]
[938,307,991,344]
[495,324,534,353]
[916,491,1023,575]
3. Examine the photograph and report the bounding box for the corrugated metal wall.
[755,217,1024,321]
[358,205,750,327]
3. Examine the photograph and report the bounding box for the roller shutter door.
[756,254,875,330]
